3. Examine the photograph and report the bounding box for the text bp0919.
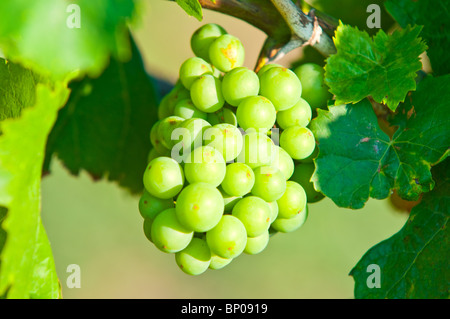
[180,302,268,316]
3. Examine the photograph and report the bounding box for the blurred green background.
[41,1,407,299]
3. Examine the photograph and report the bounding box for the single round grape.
[231,196,271,237]
[276,97,312,129]
[157,82,190,120]
[191,23,227,62]
[267,201,279,223]
[206,215,247,259]
[207,107,238,126]
[294,63,331,110]
[244,230,269,255]
[150,208,193,253]
[184,146,226,187]
[209,252,233,270]
[157,115,184,149]
[236,96,276,131]
[276,181,307,219]
[236,131,275,169]
[190,74,225,113]
[172,118,211,159]
[139,190,175,220]
[204,123,243,162]
[221,67,259,106]
[271,206,308,233]
[175,182,224,232]
[251,166,286,202]
[257,63,283,80]
[290,163,325,203]
[259,66,302,111]
[143,157,184,199]
[150,121,170,155]
[175,237,211,276]
[220,162,255,197]
[280,126,316,160]
[174,99,208,120]
[209,34,245,72]
[179,57,213,90]
[272,145,295,180]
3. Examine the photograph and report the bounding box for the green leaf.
[350,159,449,299]
[310,75,450,209]
[325,23,427,111]
[44,37,159,194]
[0,0,137,79]
[175,0,203,21]
[385,0,450,76]
[0,74,70,298]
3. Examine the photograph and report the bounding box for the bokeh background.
[41,0,407,299]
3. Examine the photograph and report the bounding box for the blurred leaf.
[310,75,450,208]
[175,0,203,21]
[44,37,159,194]
[0,75,70,298]
[385,0,450,76]
[350,159,449,299]
[0,0,137,79]
[325,23,427,111]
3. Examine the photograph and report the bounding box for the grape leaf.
[0,75,70,298]
[310,75,450,209]
[175,0,203,21]
[44,37,159,194]
[350,159,449,299]
[0,0,137,79]
[385,0,450,76]
[324,23,427,111]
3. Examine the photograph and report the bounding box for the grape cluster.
[139,23,324,276]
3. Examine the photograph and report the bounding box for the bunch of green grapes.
[139,23,325,276]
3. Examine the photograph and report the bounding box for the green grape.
[271,145,295,180]
[190,74,225,113]
[231,196,271,237]
[298,144,319,164]
[143,218,154,242]
[157,82,190,120]
[150,208,193,253]
[221,67,259,106]
[219,187,242,212]
[290,163,325,203]
[209,252,233,270]
[150,121,170,155]
[280,126,316,160]
[294,63,332,110]
[175,182,224,232]
[175,237,211,275]
[179,57,213,90]
[267,201,279,223]
[259,66,302,111]
[209,34,245,72]
[276,181,307,219]
[184,146,226,187]
[257,63,283,80]
[139,190,175,219]
[220,162,255,197]
[251,166,286,202]
[206,215,247,259]
[236,131,275,169]
[204,123,243,162]
[157,115,184,149]
[236,96,276,131]
[271,206,308,233]
[143,157,184,199]
[244,230,269,255]
[191,23,227,62]
[172,118,211,160]
[207,107,237,126]
[276,97,312,129]
[174,99,208,120]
